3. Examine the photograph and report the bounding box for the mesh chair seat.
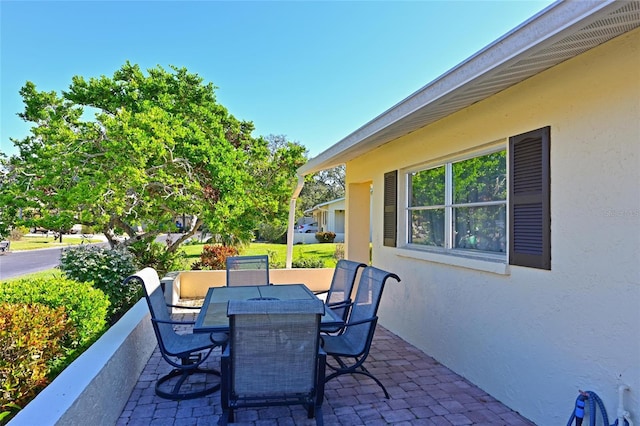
[319,332,366,357]
[162,331,227,358]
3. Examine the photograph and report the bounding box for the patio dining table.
[193,284,344,333]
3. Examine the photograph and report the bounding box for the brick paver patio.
[117,312,535,425]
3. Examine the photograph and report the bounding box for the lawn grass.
[3,242,340,282]
[8,236,103,251]
[181,242,340,268]
[2,268,63,282]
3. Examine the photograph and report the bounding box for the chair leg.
[307,404,314,419]
[155,367,221,400]
[314,406,324,426]
[324,370,390,399]
[218,410,229,426]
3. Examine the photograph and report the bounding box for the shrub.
[292,257,325,268]
[257,222,286,243]
[81,224,95,234]
[128,238,184,277]
[192,245,239,270]
[8,226,28,241]
[0,276,109,349]
[334,243,345,260]
[59,245,135,322]
[0,303,76,423]
[315,231,336,243]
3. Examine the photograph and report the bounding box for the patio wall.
[291,233,345,244]
[9,299,155,426]
[174,267,335,299]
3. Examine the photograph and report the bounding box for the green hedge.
[0,276,109,423]
[0,303,75,424]
[0,276,109,348]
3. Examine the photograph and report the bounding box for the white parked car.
[296,222,318,233]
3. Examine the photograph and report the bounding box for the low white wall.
[291,233,344,244]
[9,299,156,426]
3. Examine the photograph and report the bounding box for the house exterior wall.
[326,199,345,233]
[345,29,639,424]
[310,198,346,233]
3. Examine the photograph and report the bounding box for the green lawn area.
[181,242,340,268]
[3,242,341,282]
[8,235,104,251]
[2,269,63,282]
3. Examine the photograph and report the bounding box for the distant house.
[290,2,640,424]
[305,197,345,238]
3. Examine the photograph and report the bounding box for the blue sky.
[1,0,554,159]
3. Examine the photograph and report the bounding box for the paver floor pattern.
[117,312,534,425]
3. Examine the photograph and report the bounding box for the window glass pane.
[454,205,506,253]
[410,166,445,207]
[410,209,445,247]
[453,151,506,204]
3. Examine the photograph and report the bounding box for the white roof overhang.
[298,0,640,176]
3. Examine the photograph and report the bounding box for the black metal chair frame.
[321,266,400,399]
[124,267,226,400]
[225,255,270,286]
[219,298,326,426]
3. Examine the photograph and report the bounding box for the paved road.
[0,234,183,280]
[0,242,108,280]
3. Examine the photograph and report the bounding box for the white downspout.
[618,384,632,426]
[286,174,306,269]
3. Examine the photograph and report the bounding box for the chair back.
[226,255,270,286]
[226,298,324,398]
[342,266,401,355]
[325,259,366,317]
[124,267,177,355]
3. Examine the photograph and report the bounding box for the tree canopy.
[0,62,307,253]
[298,165,345,214]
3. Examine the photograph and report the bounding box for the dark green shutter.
[383,170,397,247]
[509,126,551,270]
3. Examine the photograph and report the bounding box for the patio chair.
[124,267,227,400]
[321,266,400,399]
[315,259,367,334]
[225,255,270,286]
[219,298,326,426]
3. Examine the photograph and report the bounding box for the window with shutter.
[383,171,397,247]
[406,148,507,255]
[509,126,551,270]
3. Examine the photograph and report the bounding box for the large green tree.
[298,165,345,213]
[1,62,306,254]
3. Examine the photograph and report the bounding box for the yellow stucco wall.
[345,28,640,424]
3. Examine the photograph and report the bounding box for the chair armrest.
[343,315,377,327]
[210,332,229,346]
[327,300,352,309]
[221,343,231,358]
[151,318,196,326]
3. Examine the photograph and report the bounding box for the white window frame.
[398,142,510,274]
